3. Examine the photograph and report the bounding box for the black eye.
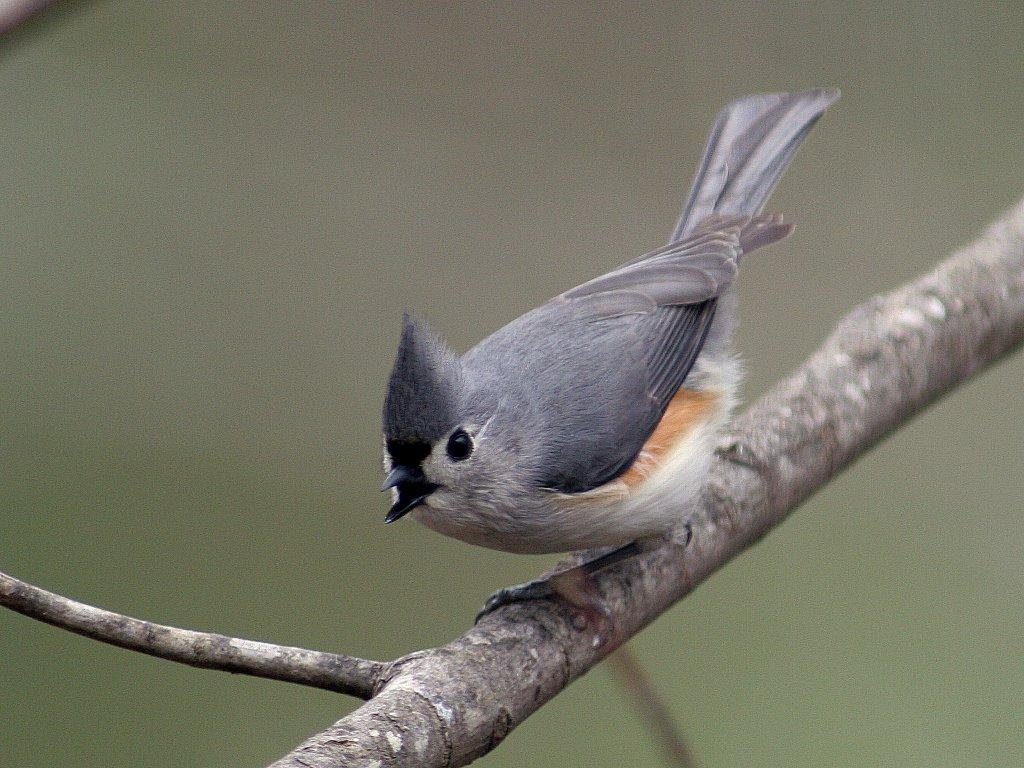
[446,429,473,461]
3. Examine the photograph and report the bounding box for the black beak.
[382,464,439,524]
[381,464,419,492]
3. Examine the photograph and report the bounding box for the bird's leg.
[475,541,643,647]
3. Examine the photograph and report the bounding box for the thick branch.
[0,571,384,699]
[271,199,1024,767]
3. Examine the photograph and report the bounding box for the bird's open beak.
[382,465,439,524]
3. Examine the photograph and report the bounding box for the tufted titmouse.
[381,90,838,630]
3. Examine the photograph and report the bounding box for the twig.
[607,644,700,768]
[0,571,384,699]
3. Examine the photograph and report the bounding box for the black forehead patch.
[387,439,431,466]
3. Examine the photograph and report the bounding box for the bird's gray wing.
[525,301,717,494]
[463,220,786,495]
[529,223,749,493]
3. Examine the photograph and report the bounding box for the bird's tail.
[673,89,838,365]
[670,89,839,244]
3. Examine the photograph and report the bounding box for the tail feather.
[738,213,795,254]
[670,89,839,243]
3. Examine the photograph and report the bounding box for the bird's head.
[381,315,504,525]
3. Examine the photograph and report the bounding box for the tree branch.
[268,198,1024,767]
[3,200,1022,766]
[0,571,384,699]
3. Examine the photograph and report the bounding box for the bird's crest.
[383,314,463,445]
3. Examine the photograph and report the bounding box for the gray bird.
[381,89,839,630]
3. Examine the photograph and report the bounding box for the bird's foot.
[476,566,613,648]
[549,567,614,647]
[476,578,554,625]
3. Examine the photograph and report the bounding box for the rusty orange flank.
[618,388,719,488]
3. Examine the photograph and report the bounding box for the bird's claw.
[476,570,614,648]
[475,578,554,624]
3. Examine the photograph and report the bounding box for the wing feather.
[565,225,742,306]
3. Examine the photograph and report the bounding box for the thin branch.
[607,645,700,768]
[0,571,384,699]
[268,198,1024,767]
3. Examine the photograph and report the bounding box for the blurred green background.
[2,2,1022,766]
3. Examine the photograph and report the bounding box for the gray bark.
[0,572,383,699]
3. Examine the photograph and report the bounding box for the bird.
[380,89,839,638]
